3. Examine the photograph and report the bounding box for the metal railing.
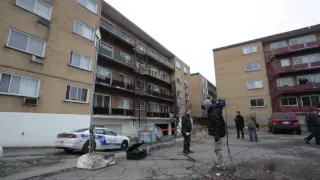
[99,42,134,67]
[146,89,173,100]
[93,107,133,116]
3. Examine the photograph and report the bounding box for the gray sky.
[105,0,320,85]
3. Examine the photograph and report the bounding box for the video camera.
[201,97,226,110]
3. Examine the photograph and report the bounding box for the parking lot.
[1,130,317,180]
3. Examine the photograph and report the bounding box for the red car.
[268,112,301,134]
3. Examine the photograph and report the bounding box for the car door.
[94,129,106,150]
[104,129,120,149]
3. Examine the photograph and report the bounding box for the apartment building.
[173,57,191,117]
[188,73,216,119]
[213,24,320,121]
[92,2,177,136]
[0,0,101,146]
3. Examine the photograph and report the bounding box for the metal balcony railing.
[277,82,320,94]
[279,105,318,113]
[273,40,320,55]
[93,107,133,116]
[147,112,169,117]
[146,89,173,100]
[99,42,134,67]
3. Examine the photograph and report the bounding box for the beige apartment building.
[213,24,320,121]
[173,57,191,116]
[188,73,216,119]
[0,0,188,146]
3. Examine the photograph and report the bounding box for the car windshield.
[275,113,296,119]
[72,128,88,133]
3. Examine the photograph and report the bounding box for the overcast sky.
[105,0,320,85]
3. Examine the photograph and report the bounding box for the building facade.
[188,73,216,120]
[173,57,191,117]
[213,24,320,121]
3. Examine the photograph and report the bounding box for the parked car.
[268,112,301,134]
[54,128,130,154]
[0,146,3,164]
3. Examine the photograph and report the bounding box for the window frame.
[175,61,181,69]
[77,0,98,14]
[136,80,146,91]
[117,97,130,109]
[289,35,316,46]
[270,41,287,50]
[147,83,159,92]
[242,45,257,55]
[277,77,294,87]
[136,41,145,53]
[245,62,261,72]
[247,80,263,90]
[96,66,112,81]
[0,72,41,98]
[300,95,320,107]
[120,30,132,42]
[280,96,298,106]
[7,28,46,58]
[65,85,89,103]
[94,93,111,114]
[176,76,182,84]
[274,59,290,68]
[183,67,188,74]
[177,90,182,99]
[160,71,169,82]
[73,19,94,41]
[160,104,169,113]
[70,51,92,71]
[249,99,265,108]
[147,65,159,78]
[135,100,145,111]
[148,102,159,112]
[16,0,53,20]
[99,41,114,58]
[119,73,131,84]
[293,53,320,65]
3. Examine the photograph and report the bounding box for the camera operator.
[203,98,226,169]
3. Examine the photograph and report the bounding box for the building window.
[177,90,182,99]
[96,66,111,80]
[175,61,181,69]
[277,77,294,87]
[118,97,130,109]
[206,80,208,85]
[148,48,158,59]
[73,19,94,41]
[202,88,205,93]
[176,76,182,84]
[242,45,257,55]
[7,28,46,57]
[160,104,169,113]
[135,100,145,110]
[293,54,320,65]
[301,95,320,106]
[201,78,204,83]
[119,51,132,64]
[245,62,260,71]
[0,72,40,98]
[280,97,297,106]
[147,65,159,78]
[160,72,169,82]
[94,94,110,108]
[119,74,131,84]
[148,103,159,112]
[16,0,52,20]
[297,75,312,85]
[247,80,263,89]
[289,35,316,46]
[100,18,115,32]
[65,85,88,103]
[185,94,190,101]
[136,41,145,53]
[160,88,169,95]
[184,80,189,88]
[249,99,265,107]
[148,84,159,92]
[119,30,132,43]
[77,0,97,14]
[178,105,182,113]
[99,42,114,58]
[270,41,287,50]
[183,67,188,74]
[70,51,92,71]
[274,59,290,68]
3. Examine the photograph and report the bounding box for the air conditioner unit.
[31,55,44,64]
[24,97,39,106]
[38,17,50,27]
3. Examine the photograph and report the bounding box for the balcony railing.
[96,77,134,92]
[100,18,135,46]
[147,112,169,118]
[146,49,174,70]
[279,105,318,113]
[93,107,133,116]
[99,42,135,67]
[273,40,320,55]
[146,89,173,100]
[277,83,320,94]
[273,61,320,75]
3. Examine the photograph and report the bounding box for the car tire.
[82,140,96,154]
[272,127,276,134]
[268,125,271,133]
[121,140,129,151]
[64,149,74,154]
[296,129,302,135]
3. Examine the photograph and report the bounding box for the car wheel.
[268,125,271,132]
[296,129,302,135]
[82,140,96,154]
[272,127,276,134]
[64,149,74,154]
[121,140,129,150]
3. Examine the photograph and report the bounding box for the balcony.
[99,42,134,68]
[273,62,320,75]
[277,83,320,94]
[279,105,318,113]
[93,107,133,116]
[146,49,174,70]
[146,89,173,101]
[274,40,320,56]
[100,18,135,46]
[96,78,134,92]
[147,112,170,118]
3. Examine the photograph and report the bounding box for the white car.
[0,146,3,164]
[54,128,130,154]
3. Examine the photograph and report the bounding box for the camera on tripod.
[201,97,226,110]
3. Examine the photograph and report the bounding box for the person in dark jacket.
[304,111,319,144]
[234,111,245,139]
[181,109,193,154]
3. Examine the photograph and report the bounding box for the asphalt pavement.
[5,130,318,180]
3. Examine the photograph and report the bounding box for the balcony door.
[119,74,130,85]
[94,94,111,114]
[148,103,159,112]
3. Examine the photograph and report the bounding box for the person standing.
[181,109,193,154]
[234,111,245,139]
[246,110,258,142]
[304,110,318,144]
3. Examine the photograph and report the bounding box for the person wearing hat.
[181,109,193,154]
[246,110,259,142]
